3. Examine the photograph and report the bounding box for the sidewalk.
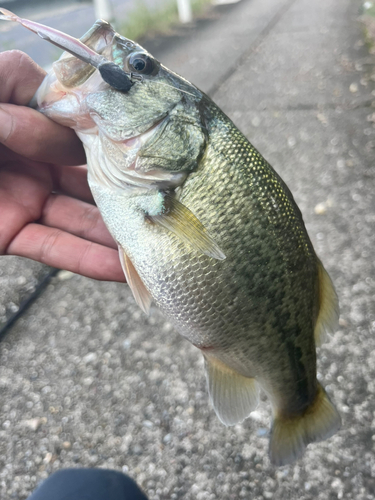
[1,0,375,498]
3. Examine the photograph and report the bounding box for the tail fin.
[269,383,341,466]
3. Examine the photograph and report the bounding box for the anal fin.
[204,354,259,426]
[118,247,152,315]
[314,261,339,347]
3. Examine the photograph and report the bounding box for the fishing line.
[151,80,196,98]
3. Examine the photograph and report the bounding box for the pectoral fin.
[149,195,226,260]
[118,247,152,315]
[204,354,259,426]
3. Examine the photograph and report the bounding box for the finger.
[6,223,126,282]
[41,194,117,249]
[0,51,46,105]
[0,103,86,166]
[0,145,94,203]
[52,164,94,203]
[0,161,52,253]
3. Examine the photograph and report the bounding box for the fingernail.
[0,105,13,142]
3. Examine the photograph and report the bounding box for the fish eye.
[128,52,156,75]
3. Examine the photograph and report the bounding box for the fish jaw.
[34,68,108,130]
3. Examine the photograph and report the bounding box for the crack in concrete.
[0,268,59,341]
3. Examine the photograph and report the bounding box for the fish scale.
[0,9,341,466]
[127,99,318,404]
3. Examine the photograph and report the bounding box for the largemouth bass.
[0,10,341,466]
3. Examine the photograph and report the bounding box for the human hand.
[0,50,125,282]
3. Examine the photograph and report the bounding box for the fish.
[0,9,341,466]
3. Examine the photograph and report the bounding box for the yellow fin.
[314,261,339,347]
[118,247,152,315]
[269,383,341,466]
[204,355,259,426]
[149,195,226,260]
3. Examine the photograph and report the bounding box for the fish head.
[33,20,206,190]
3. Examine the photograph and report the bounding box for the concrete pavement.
[1,0,375,498]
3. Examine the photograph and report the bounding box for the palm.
[0,51,124,282]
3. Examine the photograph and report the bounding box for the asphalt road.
[1,0,375,498]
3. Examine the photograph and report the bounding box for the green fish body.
[32,20,341,465]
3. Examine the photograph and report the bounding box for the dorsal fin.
[118,247,152,315]
[204,354,259,426]
[314,261,339,347]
